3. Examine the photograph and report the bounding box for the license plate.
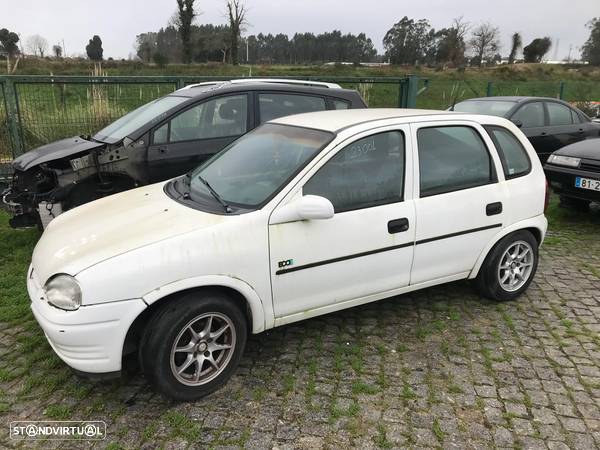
[575,177,600,192]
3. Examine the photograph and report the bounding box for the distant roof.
[271,108,457,132]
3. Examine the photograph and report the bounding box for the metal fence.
[0,74,598,181]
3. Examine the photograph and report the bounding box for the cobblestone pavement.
[1,205,600,449]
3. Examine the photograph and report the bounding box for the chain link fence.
[0,75,598,182]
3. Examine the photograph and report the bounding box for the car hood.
[554,138,600,161]
[13,136,105,171]
[32,182,228,284]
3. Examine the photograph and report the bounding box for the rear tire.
[140,290,247,401]
[476,230,539,301]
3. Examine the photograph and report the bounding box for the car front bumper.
[544,164,600,203]
[27,265,147,374]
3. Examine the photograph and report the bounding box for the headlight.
[547,154,581,168]
[43,275,82,311]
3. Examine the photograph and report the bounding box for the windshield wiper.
[197,175,232,213]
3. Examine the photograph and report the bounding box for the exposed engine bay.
[2,135,147,228]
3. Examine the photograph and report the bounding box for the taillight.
[544,178,550,212]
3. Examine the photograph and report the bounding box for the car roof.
[270,108,458,132]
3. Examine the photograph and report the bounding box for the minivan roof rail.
[178,78,342,91]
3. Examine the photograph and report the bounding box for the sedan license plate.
[575,177,600,192]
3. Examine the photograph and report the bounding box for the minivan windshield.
[453,100,516,117]
[93,96,188,143]
[188,123,333,208]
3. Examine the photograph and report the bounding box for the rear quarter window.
[484,126,531,179]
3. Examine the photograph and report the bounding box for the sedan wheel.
[140,291,247,401]
[170,313,236,386]
[497,241,534,292]
[476,230,539,301]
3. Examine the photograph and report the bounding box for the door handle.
[540,132,547,136]
[486,202,503,216]
[388,218,409,234]
[158,146,168,154]
[578,128,584,133]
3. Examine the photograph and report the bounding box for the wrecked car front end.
[2,135,142,228]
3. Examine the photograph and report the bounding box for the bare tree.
[469,23,500,67]
[226,0,247,65]
[26,34,49,57]
[508,32,522,64]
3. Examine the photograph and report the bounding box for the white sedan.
[27,109,548,400]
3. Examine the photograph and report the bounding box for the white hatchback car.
[27,109,548,400]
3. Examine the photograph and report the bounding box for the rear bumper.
[544,165,600,202]
[27,266,147,374]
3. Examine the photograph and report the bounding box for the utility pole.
[62,39,66,57]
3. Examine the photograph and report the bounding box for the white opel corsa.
[27,109,548,400]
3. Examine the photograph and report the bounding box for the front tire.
[476,230,539,301]
[140,290,247,401]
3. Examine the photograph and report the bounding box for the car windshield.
[93,96,188,143]
[453,100,516,116]
[188,123,333,208]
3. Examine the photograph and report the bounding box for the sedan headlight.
[547,154,581,168]
[43,275,82,311]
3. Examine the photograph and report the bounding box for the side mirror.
[270,195,334,225]
[511,119,523,128]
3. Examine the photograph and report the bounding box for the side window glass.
[511,102,545,128]
[571,109,581,124]
[259,93,326,123]
[418,126,494,197]
[169,95,247,142]
[303,131,404,212]
[332,99,350,110]
[153,122,168,144]
[547,102,573,126]
[485,126,531,179]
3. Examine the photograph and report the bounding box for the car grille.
[580,160,600,173]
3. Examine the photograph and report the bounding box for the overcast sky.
[4,0,598,60]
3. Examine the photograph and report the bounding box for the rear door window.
[417,126,496,197]
[259,93,326,123]
[485,126,531,179]
[511,102,545,128]
[547,102,574,126]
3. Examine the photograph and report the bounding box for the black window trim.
[302,129,407,214]
[150,92,252,145]
[257,91,328,124]
[417,124,498,199]
[483,125,532,180]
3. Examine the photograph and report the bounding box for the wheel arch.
[122,276,268,366]
[469,216,547,279]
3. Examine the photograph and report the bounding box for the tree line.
[1,0,600,71]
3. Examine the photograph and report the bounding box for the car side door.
[509,101,549,160]
[268,126,415,320]
[410,121,507,285]
[147,94,252,182]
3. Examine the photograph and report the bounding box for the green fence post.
[558,81,565,100]
[406,75,419,108]
[3,78,23,157]
[176,78,185,90]
[486,81,493,97]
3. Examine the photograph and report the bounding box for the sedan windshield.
[93,96,188,143]
[188,123,333,208]
[453,100,516,116]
